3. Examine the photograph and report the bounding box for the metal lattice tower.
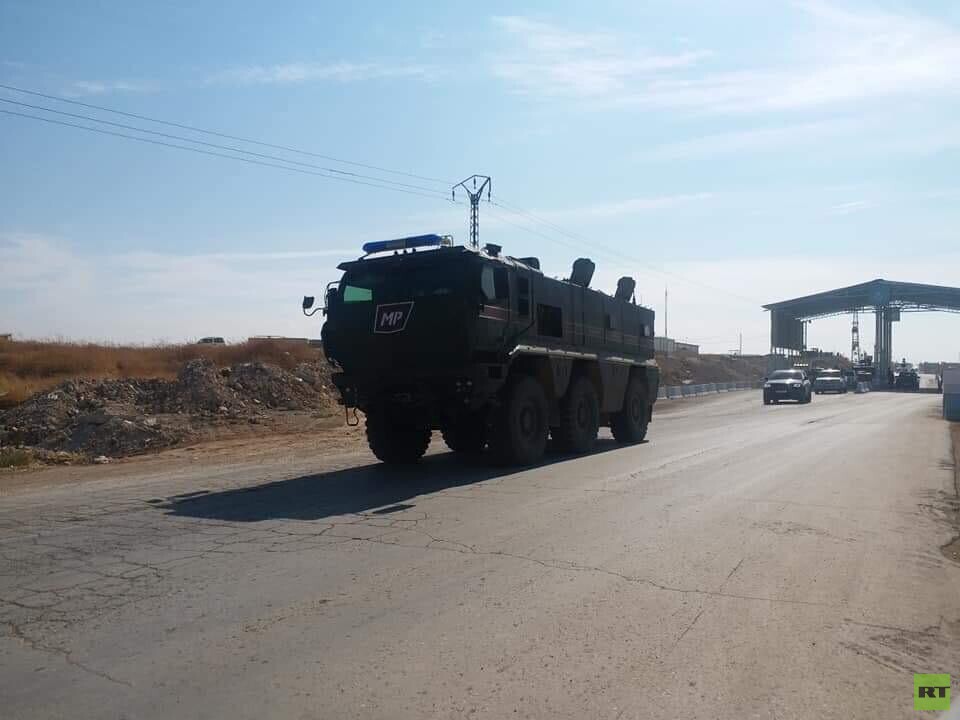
[851,310,860,362]
[452,175,491,249]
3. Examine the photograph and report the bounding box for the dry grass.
[0,338,321,409]
[0,448,32,468]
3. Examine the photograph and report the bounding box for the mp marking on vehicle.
[374,302,414,333]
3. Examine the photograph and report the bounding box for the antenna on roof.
[452,174,491,249]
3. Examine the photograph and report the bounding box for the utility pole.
[739,331,742,357]
[664,286,668,339]
[452,175,491,249]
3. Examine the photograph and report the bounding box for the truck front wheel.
[611,378,648,444]
[365,403,431,464]
[441,413,487,456]
[554,376,599,453]
[488,376,548,465]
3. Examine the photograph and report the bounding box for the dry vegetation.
[0,338,321,409]
[656,352,769,386]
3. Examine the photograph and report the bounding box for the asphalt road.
[2,391,958,720]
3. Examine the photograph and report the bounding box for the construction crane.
[851,310,861,363]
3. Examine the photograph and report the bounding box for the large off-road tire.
[553,376,599,453]
[441,413,487,456]
[610,377,648,444]
[365,403,431,464]
[488,375,548,465]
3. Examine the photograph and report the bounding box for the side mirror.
[302,296,315,310]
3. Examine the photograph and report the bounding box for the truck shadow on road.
[165,439,634,523]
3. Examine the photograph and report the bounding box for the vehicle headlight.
[792,383,802,388]
[764,383,771,389]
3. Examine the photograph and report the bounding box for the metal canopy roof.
[763,279,960,319]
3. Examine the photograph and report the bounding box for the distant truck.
[313,234,660,465]
[894,368,920,391]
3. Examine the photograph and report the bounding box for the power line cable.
[0,82,454,186]
[0,109,457,202]
[489,199,760,305]
[0,97,448,196]
[485,205,705,302]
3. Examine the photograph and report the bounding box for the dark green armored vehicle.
[308,234,659,465]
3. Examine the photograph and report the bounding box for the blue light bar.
[362,234,447,254]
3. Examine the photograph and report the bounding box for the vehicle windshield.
[341,265,458,302]
[770,370,803,380]
[819,369,842,377]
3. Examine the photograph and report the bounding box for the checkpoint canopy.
[763,279,960,381]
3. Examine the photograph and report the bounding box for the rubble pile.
[0,358,336,459]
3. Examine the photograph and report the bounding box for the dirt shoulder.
[0,416,369,495]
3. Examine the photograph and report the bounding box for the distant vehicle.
[853,363,875,383]
[763,369,812,405]
[894,368,920,391]
[197,336,225,345]
[842,368,857,390]
[813,368,847,394]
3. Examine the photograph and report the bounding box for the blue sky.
[2,0,959,360]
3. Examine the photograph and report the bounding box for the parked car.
[763,369,812,405]
[814,368,847,394]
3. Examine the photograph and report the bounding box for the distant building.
[654,337,699,355]
[654,336,674,354]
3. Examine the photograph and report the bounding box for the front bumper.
[764,385,806,401]
[814,382,845,393]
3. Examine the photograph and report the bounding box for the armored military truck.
[307,234,659,465]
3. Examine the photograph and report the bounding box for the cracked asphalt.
[2,391,958,719]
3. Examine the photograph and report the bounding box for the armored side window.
[481,265,509,304]
[517,276,530,316]
[537,303,563,338]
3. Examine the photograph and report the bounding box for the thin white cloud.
[207,61,437,86]
[829,200,873,215]
[492,15,708,98]
[492,4,960,113]
[63,80,152,97]
[642,119,858,160]
[552,193,714,221]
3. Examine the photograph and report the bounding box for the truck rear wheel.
[554,376,599,453]
[488,375,548,465]
[365,404,431,464]
[441,413,486,456]
[611,378,648,444]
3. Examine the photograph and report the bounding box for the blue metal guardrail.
[657,380,878,400]
[657,381,760,400]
